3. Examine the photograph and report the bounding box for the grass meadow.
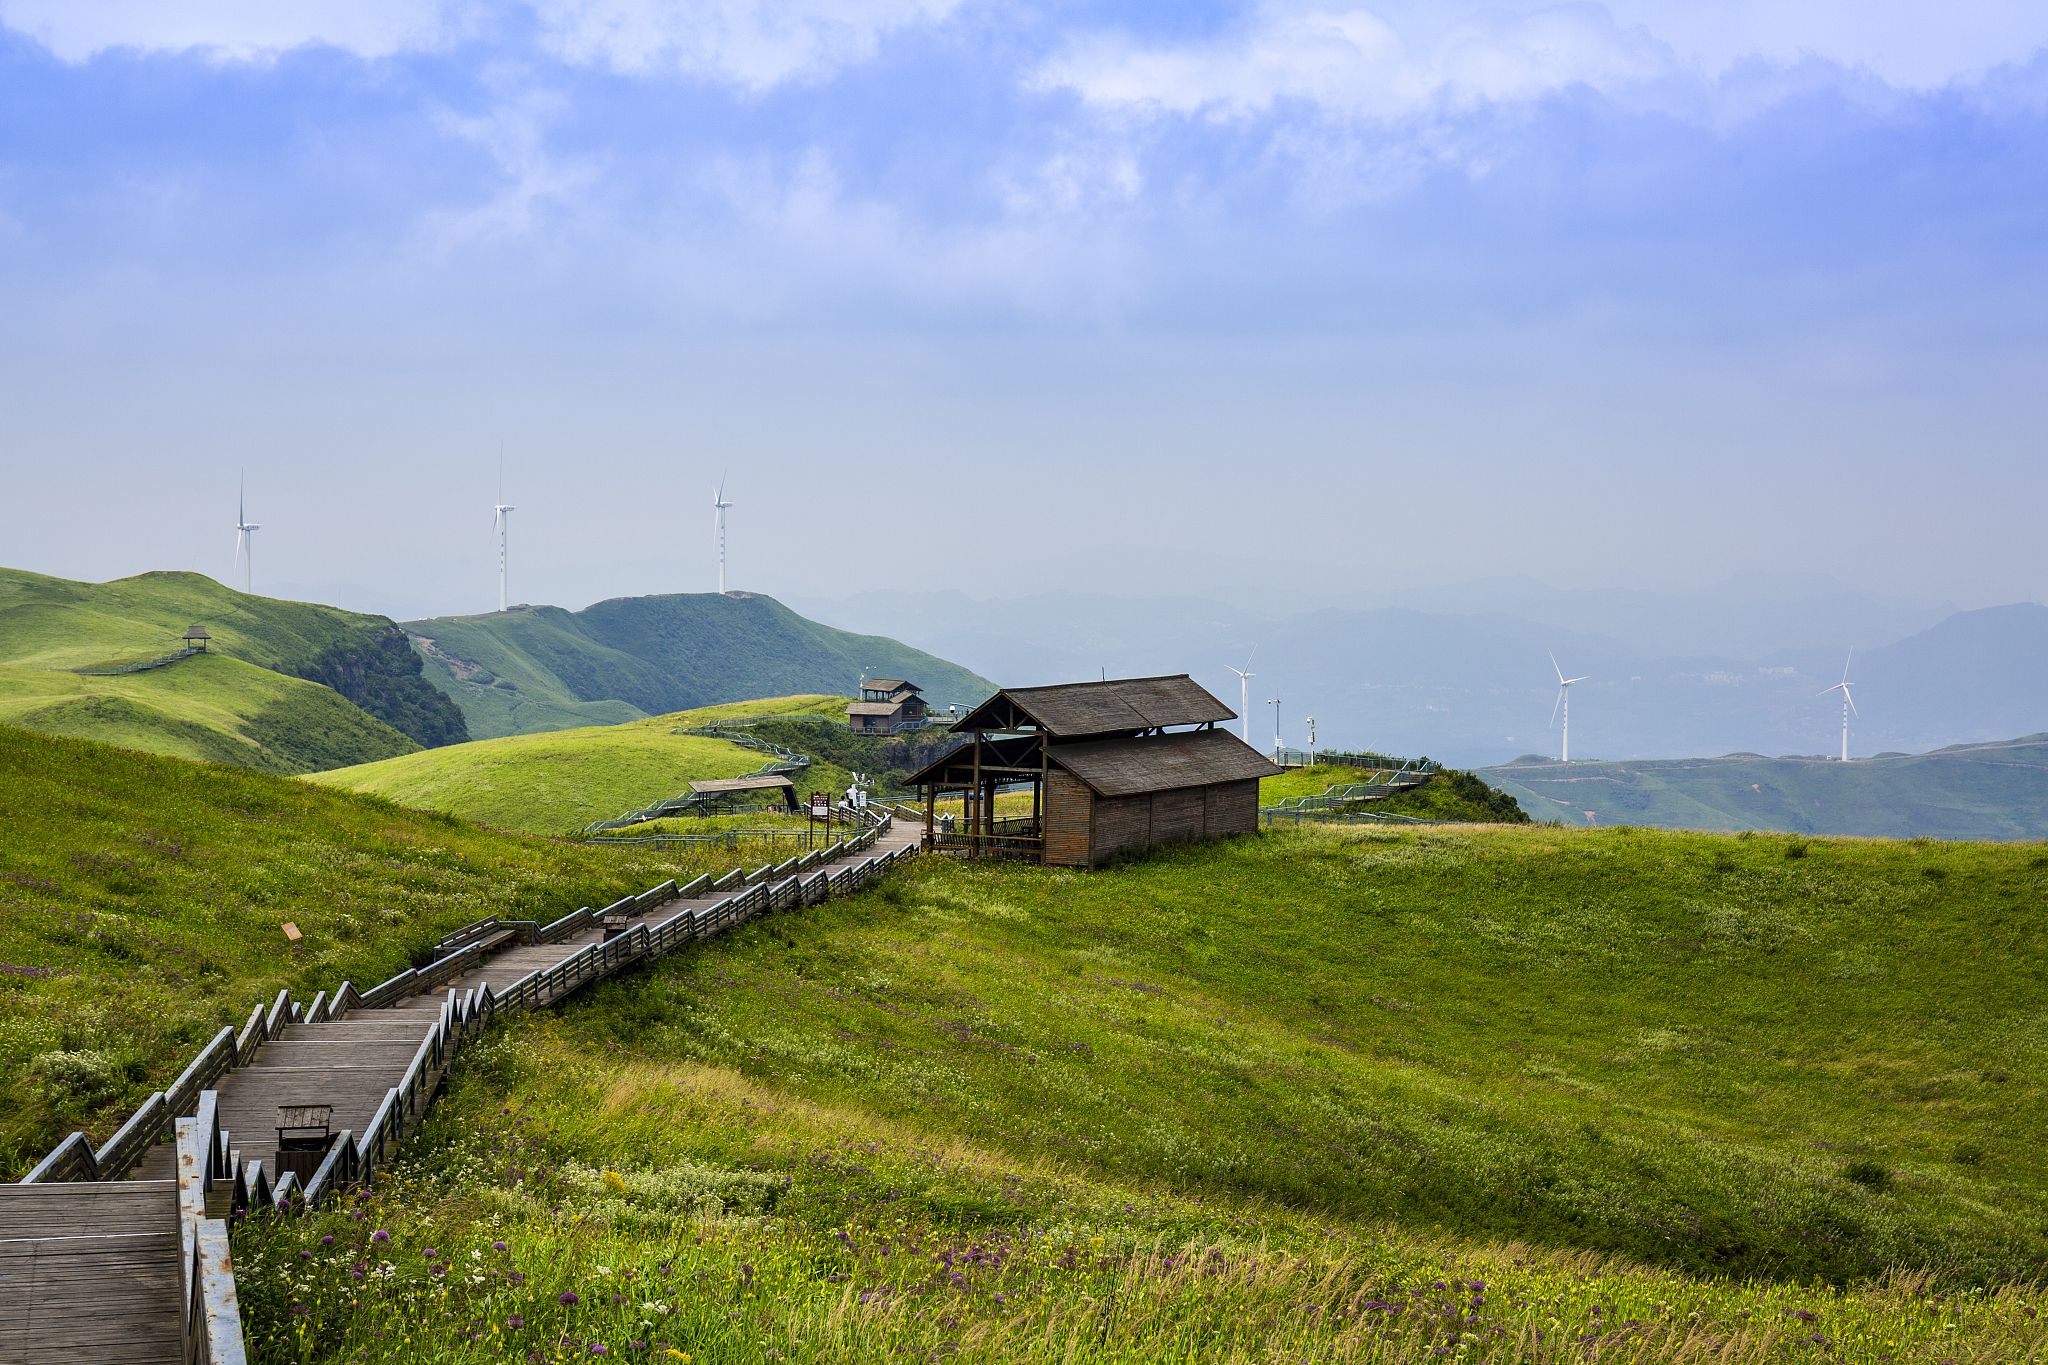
[309,697,857,835]
[240,822,2048,1362]
[0,724,756,1172]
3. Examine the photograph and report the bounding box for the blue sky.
[0,1,2044,619]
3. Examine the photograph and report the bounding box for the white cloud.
[0,0,961,88]
[420,87,601,249]
[527,0,960,90]
[1031,3,1675,121]
[1031,1,2048,122]
[0,0,469,62]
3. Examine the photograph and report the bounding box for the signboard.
[810,792,830,818]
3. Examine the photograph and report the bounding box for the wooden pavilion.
[904,675,1280,867]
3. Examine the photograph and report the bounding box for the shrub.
[30,1048,122,1103]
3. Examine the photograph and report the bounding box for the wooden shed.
[849,677,930,734]
[904,675,1280,868]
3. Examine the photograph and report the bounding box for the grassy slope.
[405,592,992,740]
[1482,735,2048,838]
[0,723,760,1173]
[237,823,2048,1363]
[0,566,463,768]
[1261,764,1531,823]
[310,696,858,834]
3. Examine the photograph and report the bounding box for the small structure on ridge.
[182,625,211,652]
[848,677,929,734]
[905,674,1280,868]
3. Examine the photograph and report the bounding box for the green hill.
[236,822,2047,1363]
[0,722,746,1172]
[10,719,2048,1359]
[310,695,858,834]
[1482,735,2048,838]
[405,591,992,740]
[0,567,467,772]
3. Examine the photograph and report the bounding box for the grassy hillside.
[1260,764,1530,823]
[0,723,765,1174]
[236,823,2048,1362]
[406,591,992,740]
[1483,734,2048,838]
[311,696,859,834]
[0,567,467,770]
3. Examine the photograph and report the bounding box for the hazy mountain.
[795,582,2048,767]
[1481,735,2048,840]
[405,591,994,740]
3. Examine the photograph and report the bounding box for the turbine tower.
[1819,651,1858,762]
[1549,650,1589,763]
[1226,647,1257,745]
[492,467,515,614]
[713,474,734,594]
[233,472,260,594]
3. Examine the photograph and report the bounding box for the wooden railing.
[176,1093,247,1365]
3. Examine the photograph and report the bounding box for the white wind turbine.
[713,473,735,594]
[492,466,515,613]
[1819,651,1858,762]
[1226,647,1257,745]
[233,471,261,594]
[1549,650,1589,762]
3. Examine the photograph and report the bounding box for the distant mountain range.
[403,592,992,740]
[1481,736,2048,840]
[793,579,2048,768]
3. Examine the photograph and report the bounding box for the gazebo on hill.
[904,675,1279,867]
[181,625,211,652]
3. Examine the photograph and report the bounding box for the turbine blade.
[1565,675,1590,685]
[1846,689,1860,718]
[1548,649,1563,684]
[1841,649,1853,685]
[1549,688,1563,728]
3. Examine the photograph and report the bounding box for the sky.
[0,0,2044,621]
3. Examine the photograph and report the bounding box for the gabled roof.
[860,677,920,694]
[951,675,1235,738]
[901,734,1042,789]
[182,624,212,640]
[847,700,908,717]
[1050,728,1279,798]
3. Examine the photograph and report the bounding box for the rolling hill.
[405,591,992,740]
[237,822,2047,1362]
[9,720,2048,1359]
[0,567,466,773]
[310,695,856,834]
[1482,734,2048,838]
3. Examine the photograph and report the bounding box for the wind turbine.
[713,473,735,594]
[1819,651,1858,762]
[1548,650,1589,762]
[1225,647,1257,744]
[233,471,260,594]
[492,465,515,613]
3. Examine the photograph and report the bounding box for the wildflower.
[507,1315,526,1329]
[560,1291,581,1306]
[319,1235,335,1246]
[493,1240,509,1253]
[591,1345,609,1356]
[371,1230,390,1244]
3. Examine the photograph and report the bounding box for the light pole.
[1305,715,1316,764]
[1267,698,1281,761]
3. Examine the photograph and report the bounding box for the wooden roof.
[950,675,1235,738]
[182,625,211,640]
[860,678,921,694]
[688,775,797,795]
[1050,728,1279,798]
[847,700,909,717]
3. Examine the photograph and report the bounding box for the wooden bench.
[274,1104,334,1182]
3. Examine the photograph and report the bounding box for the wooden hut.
[905,675,1280,867]
[686,774,800,813]
[848,677,929,734]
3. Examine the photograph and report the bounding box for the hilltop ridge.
[405,590,992,739]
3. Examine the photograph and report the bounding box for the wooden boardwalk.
[2,819,918,1365]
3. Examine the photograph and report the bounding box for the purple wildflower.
[559,1291,580,1306]
[371,1229,390,1244]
